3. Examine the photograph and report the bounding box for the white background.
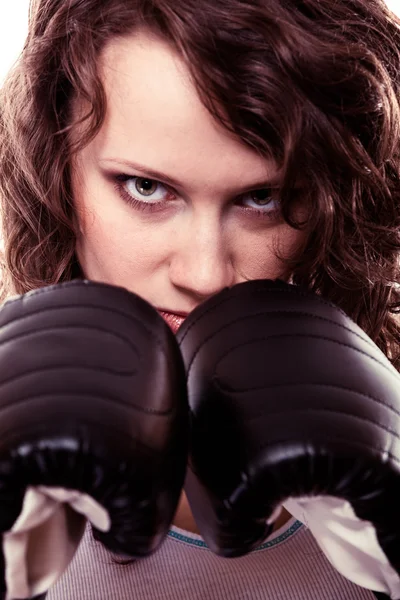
[0,1,30,85]
[0,0,400,84]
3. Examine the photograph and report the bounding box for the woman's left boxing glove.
[177,279,400,598]
[0,279,188,600]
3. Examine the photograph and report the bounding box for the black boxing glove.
[176,279,400,598]
[0,279,188,600]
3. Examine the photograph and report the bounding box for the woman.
[0,0,399,597]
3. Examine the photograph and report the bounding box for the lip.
[157,308,189,318]
[158,310,188,334]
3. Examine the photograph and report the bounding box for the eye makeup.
[106,169,299,223]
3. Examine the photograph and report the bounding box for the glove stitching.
[3,279,125,304]
[180,312,377,381]
[0,324,139,373]
[183,308,372,349]
[3,281,170,345]
[178,285,351,345]
[0,388,173,417]
[249,434,400,465]
[225,401,400,444]
[0,304,171,356]
[213,332,396,377]
[185,328,395,383]
[213,380,400,420]
[0,416,168,455]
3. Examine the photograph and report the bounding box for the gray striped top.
[47,517,376,599]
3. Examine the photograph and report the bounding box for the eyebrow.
[99,158,284,192]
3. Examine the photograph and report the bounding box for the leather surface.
[176,279,400,571]
[0,279,188,560]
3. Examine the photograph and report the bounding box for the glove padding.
[0,279,188,599]
[176,279,400,598]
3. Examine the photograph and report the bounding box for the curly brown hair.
[0,0,399,366]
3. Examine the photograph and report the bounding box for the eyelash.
[113,174,283,219]
[114,175,174,214]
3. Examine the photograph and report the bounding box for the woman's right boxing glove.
[0,279,188,600]
[177,279,400,598]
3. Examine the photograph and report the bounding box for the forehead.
[94,29,278,194]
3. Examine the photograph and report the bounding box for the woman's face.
[72,30,305,324]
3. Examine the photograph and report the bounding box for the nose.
[168,212,235,305]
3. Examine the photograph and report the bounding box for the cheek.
[232,223,305,281]
[73,173,169,285]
